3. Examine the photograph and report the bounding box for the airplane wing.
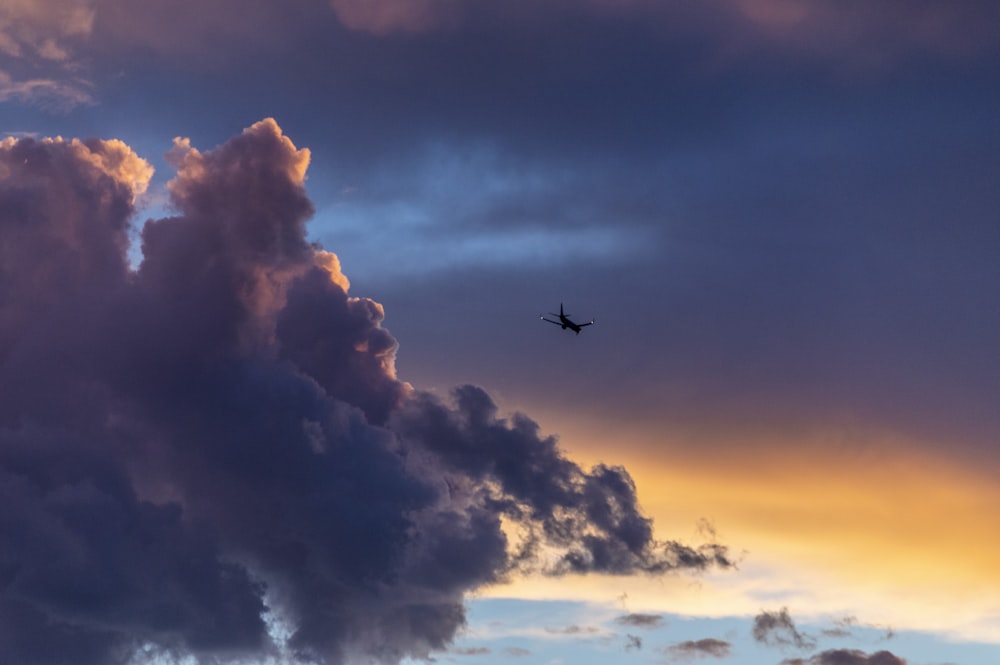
[540,317,562,325]
[578,320,595,327]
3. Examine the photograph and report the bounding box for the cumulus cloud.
[781,649,907,665]
[753,608,817,650]
[664,638,732,660]
[0,118,731,665]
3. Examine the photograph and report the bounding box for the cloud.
[0,0,94,60]
[504,646,531,657]
[543,625,600,637]
[317,0,1000,64]
[753,608,817,650]
[0,119,731,665]
[393,386,734,578]
[0,69,94,110]
[327,0,463,35]
[453,646,491,656]
[781,649,907,665]
[615,613,665,628]
[0,1,96,110]
[664,638,732,660]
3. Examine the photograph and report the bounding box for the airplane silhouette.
[541,303,594,334]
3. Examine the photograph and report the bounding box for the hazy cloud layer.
[0,119,729,665]
[6,0,998,117]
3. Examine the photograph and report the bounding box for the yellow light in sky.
[483,408,1000,644]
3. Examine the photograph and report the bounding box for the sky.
[1,1,999,664]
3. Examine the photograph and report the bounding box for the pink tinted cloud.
[328,0,463,35]
[0,132,150,350]
[0,0,95,60]
[322,0,1000,67]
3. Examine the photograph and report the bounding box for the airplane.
[541,303,594,334]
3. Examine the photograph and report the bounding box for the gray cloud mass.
[0,119,731,665]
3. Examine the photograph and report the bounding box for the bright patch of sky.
[315,204,648,282]
[308,142,654,282]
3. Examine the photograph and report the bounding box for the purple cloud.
[615,612,665,628]
[665,638,732,660]
[0,119,731,664]
[782,649,907,665]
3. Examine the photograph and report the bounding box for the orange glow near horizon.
[483,407,1000,643]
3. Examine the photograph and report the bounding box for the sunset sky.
[2,2,999,664]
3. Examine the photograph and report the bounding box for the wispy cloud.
[753,608,818,650]
[503,647,531,658]
[0,69,93,110]
[615,613,666,629]
[0,1,95,110]
[452,646,491,656]
[0,0,95,60]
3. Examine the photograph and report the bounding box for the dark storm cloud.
[781,650,907,665]
[0,120,729,665]
[664,638,732,660]
[393,385,734,576]
[753,608,817,650]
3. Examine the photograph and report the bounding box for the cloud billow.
[0,119,731,664]
[781,649,907,665]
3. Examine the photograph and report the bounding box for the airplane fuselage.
[541,303,594,334]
